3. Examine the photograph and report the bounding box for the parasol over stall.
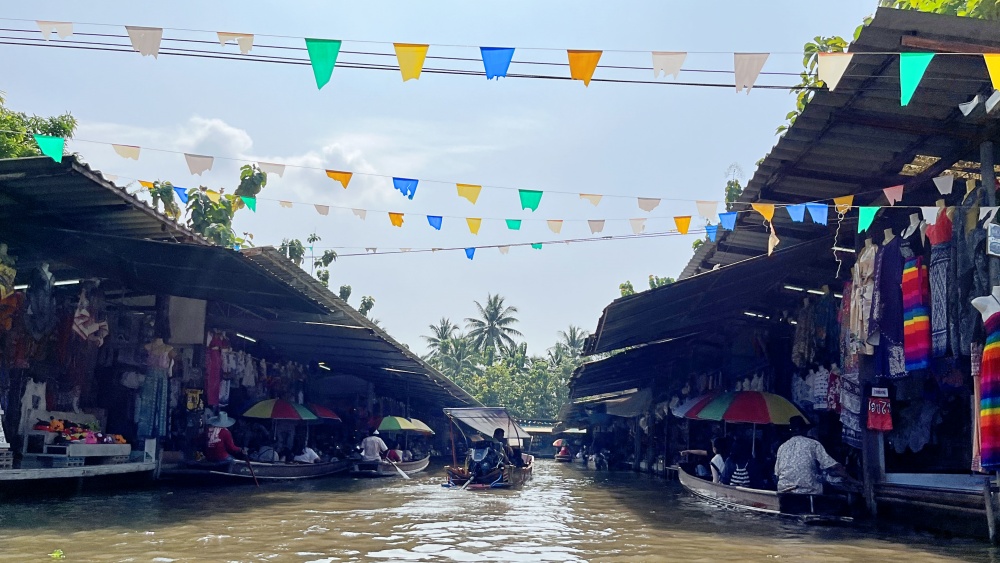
[378,415,418,433]
[671,391,806,455]
[243,398,319,444]
[407,418,435,435]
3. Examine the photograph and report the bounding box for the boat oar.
[386,458,411,480]
[241,443,259,487]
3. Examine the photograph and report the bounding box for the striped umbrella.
[671,391,804,425]
[306,403,342,421]
[243,399,318,421]
[378,415,417,432]
[407,418,435,435]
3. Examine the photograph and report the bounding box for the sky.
[2,1,877,357]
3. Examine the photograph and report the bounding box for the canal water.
[0,460,996,562]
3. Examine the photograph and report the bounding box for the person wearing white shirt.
[360,430,388,462]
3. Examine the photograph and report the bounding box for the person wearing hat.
[202,412,244,463]
[774,416,852,497]
[359,428,388,462]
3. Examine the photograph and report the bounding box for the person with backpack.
[722,438,758,488]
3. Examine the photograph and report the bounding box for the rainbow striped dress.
[981,308,1000,469]
[902,231,930,372]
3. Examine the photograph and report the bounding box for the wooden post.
[982,141,999,287]
[984,478,997,544]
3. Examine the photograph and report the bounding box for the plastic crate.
[50,456,84,468]
[109,455,130,464]
[0,449,12,470]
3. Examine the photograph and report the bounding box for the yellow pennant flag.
[674,216,692,234]
[751,202,775,222]
[986,54,1000,89]
[388,212,404,227]
[833,195,854,214]
[579,193,602,206]
[547,220,563,234]
[457,183,482,204]
[466,217,482,235]
[205,189,221,203]
[394,43,429,81]
[567,50,602,86]
[326,170,353,189]
[138,180,154,190]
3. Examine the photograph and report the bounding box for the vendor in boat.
[202,412,244,463]
[774,416,853,496]
[680,436,731,483]
[360,429,389,462]
[491,428,514,464]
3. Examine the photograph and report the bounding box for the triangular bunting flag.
[567,50,602,86]
[767,227,780,256]
[112,144,140,160]
[705,224,718,242]
[352,208,366,220]
[400,248,411,252]
[805,203,828,225]
[719,212,737,231]
[519,189,543,211]
[506,219,522,231]
[174,187,189,204]
[674,216,692,234]
[651,52,686,79]
[695,200,718,219]
[817,53,854,91]
[315,205,330,216]
[751,203,775,222]
[393,177,418,199]
[980,206,1000,223]
[833,195,854,214]
[588,220,605,234]
[218,32,254,54]
[900,53,934,106]
[427,215,443,230]
[734,53,769,93]
[326,170,353,189]
[36,21,73,40]
[394,43,429,81]
[33,135,63,162]
[366,248,377,254]
[883,184,904,205]
[467,218,482,234]
[103,174,118,183]
[139,181,155,190]
[786,204,806,222]
[258,162,285,177]
[531,243,543,250]
[629,218,646,234]
[457,184,482,204]
[580,193,602,206]
[984,54,1000,90]
[241,196,257,212]
[547,220,563,233]
[498,246,510,255]
[481,47,515,79]
[184,153,214,176]
[205,189,221,203]
[125,26,163,58]
[960,95,981,116]
[465,248,475,260]
[279,201,293,208]
[388,212,404,227]
[304,38,342,90]
[858,207,877,232]
[921,206,940,225]
[932,174,953,195]
[638,198,661,212]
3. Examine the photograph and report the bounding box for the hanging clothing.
[19,378,46,435]
[980,304,1000,469]
[840,371,862,449]
[972,342,984,472]
[926,210,953,357]
[901,230,931,371]
[813,294,840,366]
[791,302,815,369]
[868,238,907,379]
[955,188,989,355]
[205,334,229,407]
[850,244,877,355]
[840,281,858,375]
[136,349,172,440]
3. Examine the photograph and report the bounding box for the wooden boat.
[444,451,534,490]
[441,406,536,490]
[351,455,430,477]
[554,453,572,463]
[164,458,352,482]
[678,464,852,523]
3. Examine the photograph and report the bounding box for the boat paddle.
[241,446,259,487]
[386,458,411,480]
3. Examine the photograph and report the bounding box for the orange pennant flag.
[457,183,482,204]
[833,195,854,214]
[751,202,775,222]
[567,50,602,86]
[674,216,692,234]
[394,43,429,81]
[466,218,482,235]
[138,180,154,190]
[326,170,353,189]
[389,212,404,227]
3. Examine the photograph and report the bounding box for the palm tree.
[436,335,480,389]
[546,343,567,367]
[557,325,590,360]
[465,294,523,366]
[422,317,459,359]
[501,342,530,374]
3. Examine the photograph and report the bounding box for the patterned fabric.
[930,241,952,357]
[775,436,839,495]
[955,187,988,355]
[791,302,815,368]
[840,281,858,374]
[869,238,907,379]
[850,244,877,356]
[136,367,169,439]
[973,342,984,472]
[981,312,1000,469]
[839,372,862,449]
[902,255,931,371]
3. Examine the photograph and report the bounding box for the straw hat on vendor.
[207,412,236,428]
[203,411,243,462]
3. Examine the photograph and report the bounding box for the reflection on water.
[0,460,997,562]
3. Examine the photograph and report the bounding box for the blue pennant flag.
[785,203,805,222]
[393,177,419,199]
[719,212,737,231]
[173,187,189,204]
[705,224,718,242]
[465,247,475,260]
[427,215,443,230]
[481,47,515,79]
[805,202,828,225]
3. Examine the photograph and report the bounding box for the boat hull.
[351,455,430,477]
[554,454,572,463]
[444,453,534,490]
[165,459,352,482]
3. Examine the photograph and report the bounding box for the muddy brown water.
[0,460,996,562]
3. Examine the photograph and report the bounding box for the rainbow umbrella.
[306,403,341,421]
[407,418,435,435]
[243,399,318,421]
[552,438,567,447]
[378,415,417,432]
[672,391,804,425]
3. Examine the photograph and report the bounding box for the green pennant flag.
[241,196,257,212]
[33,134,64,163]
[505,219,522,230]
[518,189,543,212]
[305,38,343,90]
[900,53,934,106]
[531,243,542,249]
[858,206,877,233]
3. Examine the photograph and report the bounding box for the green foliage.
[278,239,306,265]
[150,180,181,220]
[422,318,460,360]
[186,190,244,248]
[465,294,524,366]
[233,164,267,210]
[619,281,635,297]
[692,238,705,251]
[359,295,375,317]
[649,275,675,289]
[778,36,849,135]
[316,270,330,287]
[879,0,1000,18]
[0,95,77,159]
[339,284,352,302]
[725,179,744,211]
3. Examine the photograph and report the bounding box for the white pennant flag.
[258,162,285,177]
[36,21,73,40]
[498,246,510,255]
[580,193,602,206]
[547,220,563,233]
[588,220,605,234]
[102,174,119,184]
[980,206,1000,223]
[315,205,330,216]
[112,144,140,160]
[629,218,646,234]
[352,209,367,220]
[932,174,954,195]
[126,26,163,58]
[279,201,293,208]
[817,53,854,91]
[184,154,214,176]
[921,206,941,225]
[960,95,981,116]
[651,51,686,79]
[365,248,377,254]
[217,32,254,54]
[734,53,769,93]
[696,200,719,219]
[637,197,661,212]
[767,227,780,256]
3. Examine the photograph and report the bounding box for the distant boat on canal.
[441,407,534,490]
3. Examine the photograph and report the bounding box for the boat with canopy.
[442,407,534,490]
